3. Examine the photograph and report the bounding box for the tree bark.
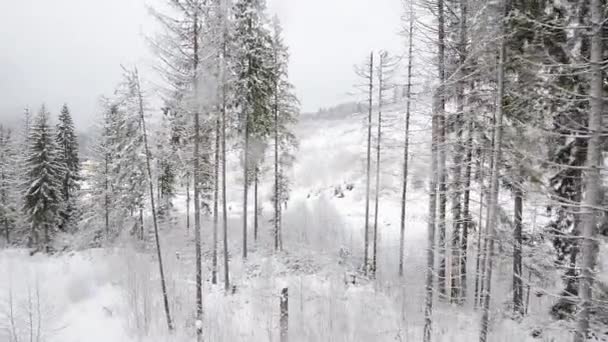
[460,115,473,303]
[399,8,414,277]
[192,11,204,340]
[133,67,173,332]
[574,0,603,339]
[371,51,384,278]
[436,0,448,299]
[364,51,373,275]
[254,167,259,242]
[513,184,523,316]
[479,0,507,339]
[274,57,280,251]
[221,5,230,292]
[280,287,289,342]
[474,151,485,308]
[212,117,220,285]
[186,175,190,234]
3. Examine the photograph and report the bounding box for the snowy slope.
[0,103,577,342]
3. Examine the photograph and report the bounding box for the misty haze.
[0,0,606,341]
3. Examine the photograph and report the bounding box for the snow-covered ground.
[0,104,579,341]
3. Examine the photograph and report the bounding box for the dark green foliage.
[56,104,81,232]
[23,106,65,251]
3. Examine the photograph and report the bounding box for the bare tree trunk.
[192,12,204,340]
[574,0,603,339]
[436,0,448,300]
[105,153,110,239]
[242,118,250,260]
[473,151,484,308]
[254,167,259,242]
[479,0,507,338]
[424,78,439,342]
[478,110,495,309]
[371,51,385,278]
[132,67,173,332]
[139,208,144,241]
[220,6,230,292]
[212,117,220,285]
[450,0,468,304]
[424,0,445,333]
[460,115,473,303]
[399,7,414,277]
[186,175,191,234]
[280,287,289,342]
[513,183,523,316]
[274,59,280,252]
[363,51,374,275]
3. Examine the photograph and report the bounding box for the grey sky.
[0,0,403,129]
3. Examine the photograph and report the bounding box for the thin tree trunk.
[280,288,289,342]
[243,117,249,260]
[513,184,523,316]
[460,114,473,303]
[221,7,230,292]
[186,175,191,234]
[574,0,603,339]
[423,78,439,342]
[274,62,280,251]
[473,151,484,308]
[478,110,496,308]
[424,0,445,333]
[399,8,414,277]
[479,0,507,338]
[139,208,144,241]
[133,68,173,332]
[212,117,220,285]
[105,153,110,239]
[450,0,468,304]
[254,167,259,242]
[372,52,384,278]
[364,51,374,275]
[4,218,8,245]
[436,0,448,299]
[192,12,204,340]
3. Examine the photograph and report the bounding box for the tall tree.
[0,127,18,245]
[270,16,299,251]
[574,0,604,339]
[23,106,65,252]
[399,0,415,278]
[233,0,274,259]
[125,66,174,332]
[55,104,80,233]
[479,0,508,340]
[356,51,374,275]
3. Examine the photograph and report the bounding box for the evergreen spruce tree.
[23,105,65,252]
[0,126,19,245]
[56,104,81,232]
[233,0,275,258]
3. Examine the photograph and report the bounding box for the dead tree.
[399,0,415,278]
[131,67,174,332]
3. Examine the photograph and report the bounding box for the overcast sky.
[0,0,403,129]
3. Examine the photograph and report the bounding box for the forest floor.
[0,104,583,341]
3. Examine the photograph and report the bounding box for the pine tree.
[0,126,18,245]
[233,0,274,258]
[23,105,65,252]
[55,104,80,232]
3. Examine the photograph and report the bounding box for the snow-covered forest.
[0,0,607,341]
